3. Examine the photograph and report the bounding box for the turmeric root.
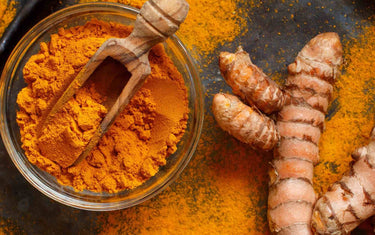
[213,47,286,150]
[212,93,279,150]
[312,127,375,234]
[212,32,343,234]
[219,47,288,114]
[269,32,342,234]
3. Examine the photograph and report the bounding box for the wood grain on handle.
[114,0,189,64]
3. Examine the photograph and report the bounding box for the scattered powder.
[78,0,251,59]
[95,115,271,234]
[314,26,375,194]
[0,218,19,234]
[94,20,375,235]
[0,0,16,37]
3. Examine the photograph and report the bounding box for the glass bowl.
[0,3,203,211]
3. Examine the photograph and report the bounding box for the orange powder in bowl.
[16,19,189,193]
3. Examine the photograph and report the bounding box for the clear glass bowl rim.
[0,2,204,211]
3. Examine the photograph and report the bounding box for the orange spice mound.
[16,19,189,193]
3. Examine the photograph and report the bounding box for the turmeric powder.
[0,0,16,37]
[314,26,375,194]
[16,19,189,193]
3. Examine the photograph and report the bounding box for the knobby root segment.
[219,46,288,114]
[269,32,342,235]
[212,93,279,150]
[312,127,375,235]
[212,32,343,234]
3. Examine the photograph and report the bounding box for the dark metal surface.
[0,0,64,71]
[0,0,374,234]
[0,0,45,67]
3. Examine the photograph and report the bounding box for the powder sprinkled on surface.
[0,0,16,37]
[314,25,375,194]
[95,115,271,234]
[93,17,375,235]
[78,0,251,59]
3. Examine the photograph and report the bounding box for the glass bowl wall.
[0,3,203,211]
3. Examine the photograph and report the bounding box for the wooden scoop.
[38,0,189,167]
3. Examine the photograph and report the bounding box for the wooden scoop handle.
[112,0,189,64]
[131,0,188,53]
